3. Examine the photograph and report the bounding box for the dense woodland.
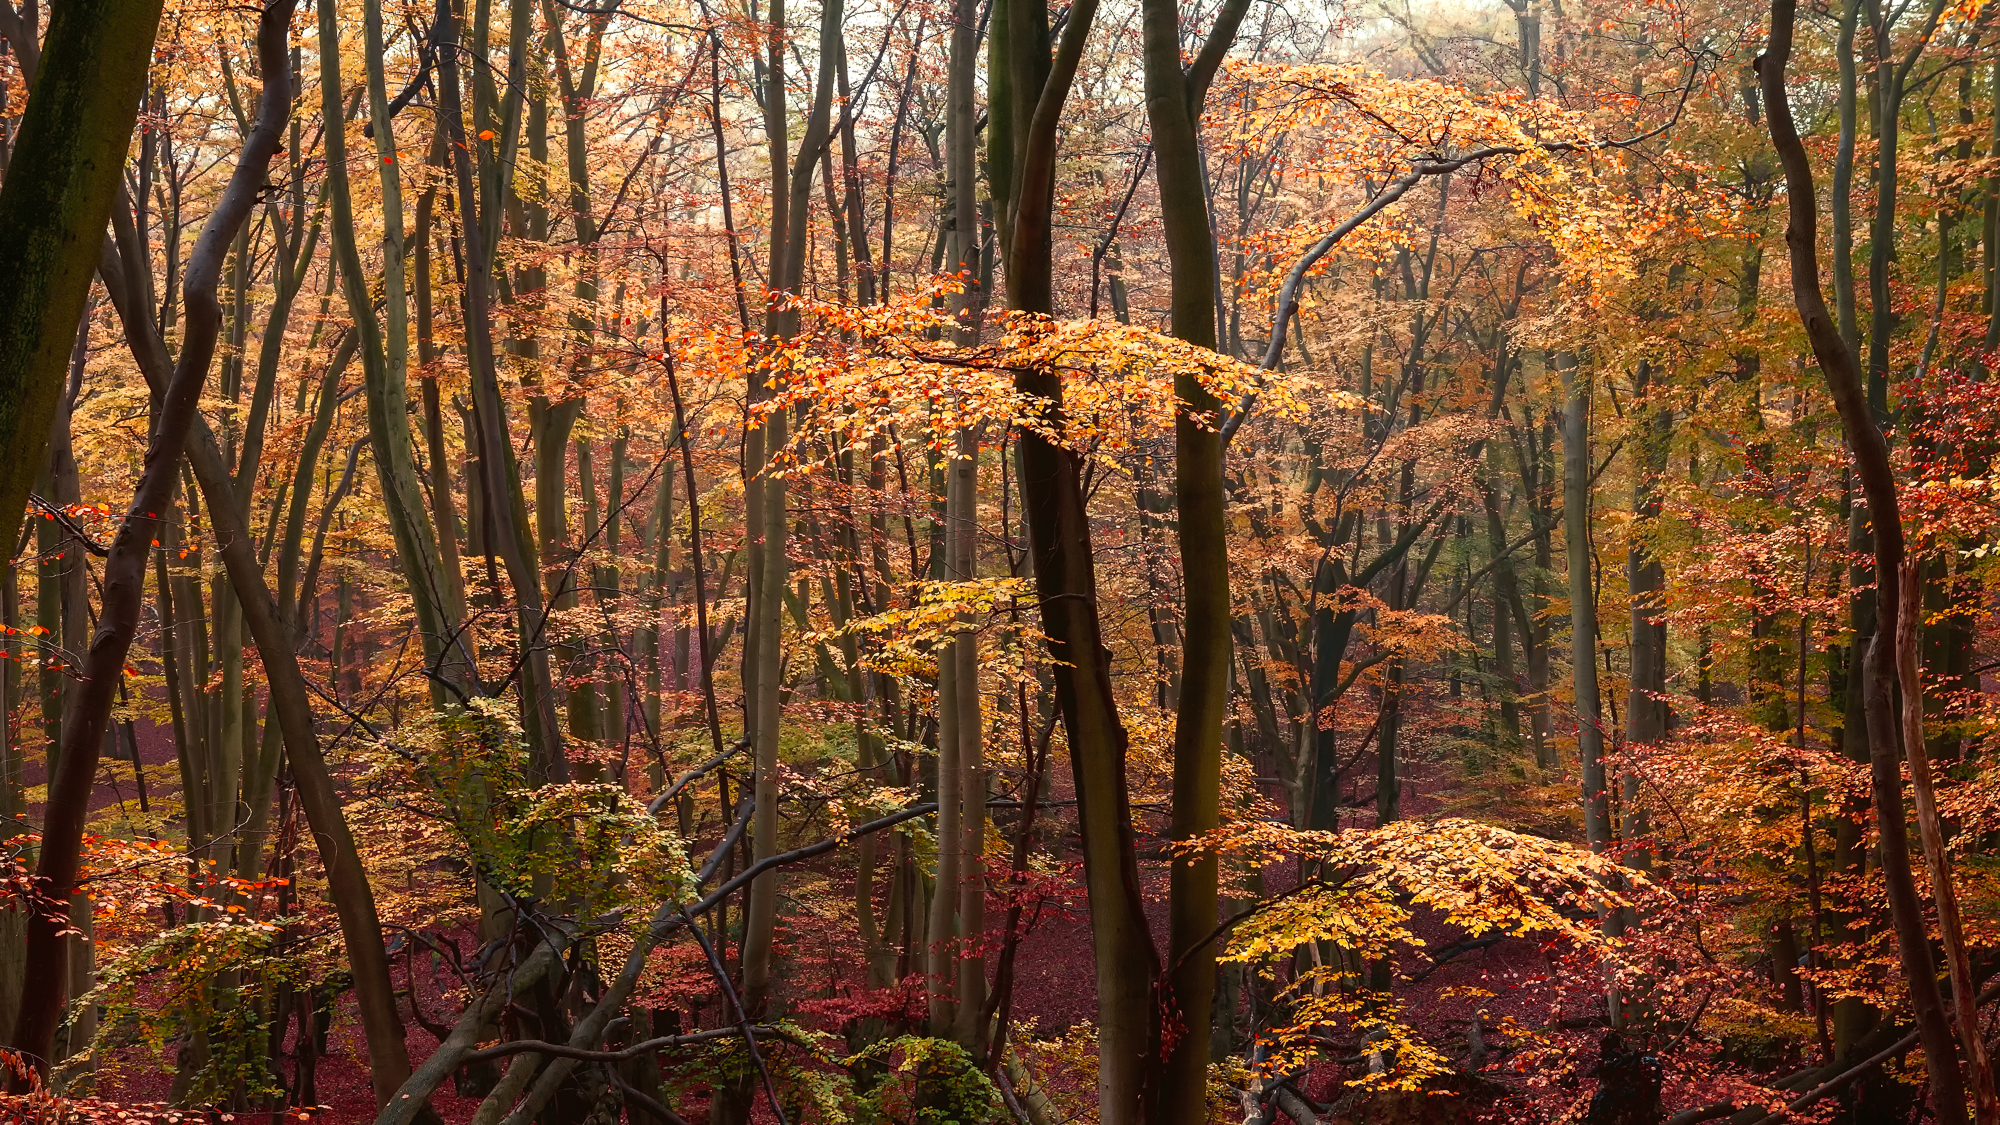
[7,0,2000,1120]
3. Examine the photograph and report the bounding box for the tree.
[0,0,164,554]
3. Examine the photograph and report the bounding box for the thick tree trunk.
[0,0,164,554]
[990,0,1156,1118]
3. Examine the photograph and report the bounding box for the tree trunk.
[1896,562,2000,1123]
[1625,362,1667,864]
[1140,0,1251,1112]
[340,0,462,701]
[990,0,1156,1118]
[436,0,566,783]
[1755,7,1968,1117]
[947,425,986,1048]
[741,0,841,1025]
[96,60,424,1120]
[1562,353,1609,854]
[0,0,164,553]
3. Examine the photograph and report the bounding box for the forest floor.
[60,728,1636,1122]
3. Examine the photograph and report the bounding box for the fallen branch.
[1664,1105,1736,1125]
[1273,1084,1321,1125]
[1408,935,1502,983]
[1668,973,2000,1125]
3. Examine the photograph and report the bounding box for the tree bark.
[344,0,463,699]
[989,0,1156,1116]
[741,0,842,1024]
[98,127,425,1125]
[436,0,567,783]
[1625,362,1667,863]
[1896,562,1999,1123]
[1561,354,1609,853]
[0,0,164,551]
[1755,6,1968,1117]
[1139,0,1250,1113]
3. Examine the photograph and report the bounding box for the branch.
[1184,0,1254,112]
[373,931,572,1125]
[1405,935,1501,983]
[1222,63,1703,444]
[681,802,939,921]
[1440,510,1562,617]
[613,1070,690,1125]
[1736,989,1980,1125]
[463,1025,771,1064]
[1166,875,1350,979]
[647,739,750,817]
[399,801,936,1125]
[1681,973,2000,1125]
[28,494,109,557]
[696,793,754,885]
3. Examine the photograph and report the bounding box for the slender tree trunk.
[1140,0,1251,1108]
[47,313,94,1079]
[1834,0,1860,357]
[946,425,985,1048]
[341,0,461,700]
[941,0,988,1048]
[96,49,424,1119]
[436,0,566,783]
[1896,563,2000,1123]
[415,127,471,672]
[736,0,791,1040]
[1625,362,1667,862]
[1562,353,1609,854]
[1756,8,1968,1117]
[741,0,841,1027]
[990,0,1157,1117]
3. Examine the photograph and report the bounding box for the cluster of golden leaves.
[803,577,1033,678]
[1193,816,1644,1089]
[736,284,1355,474]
